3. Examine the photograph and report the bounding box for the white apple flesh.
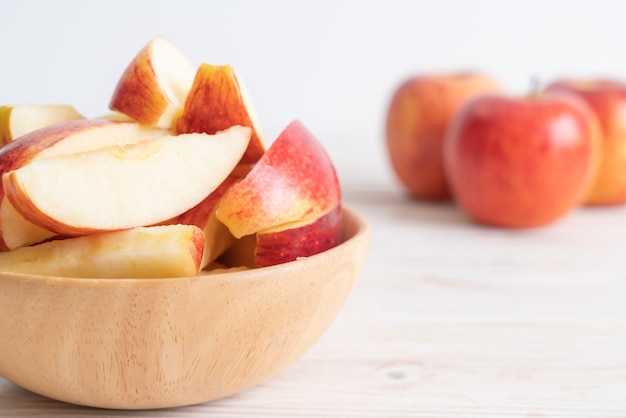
[0,104,84,145]
[0,224,204,278]
[0,119,172,250]
[3,126,251,236]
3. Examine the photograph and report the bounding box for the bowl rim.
[0,204,370,285]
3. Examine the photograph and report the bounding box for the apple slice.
[167,175,238,269]
[176,63,266,163]
[95,111,135,122]
[0,119,170,250]
[0,104,84,145]
[170,164,251,229]
[4,126,251,236]
[0,119,170,175]
[109,36,196,129]
[216,120,341,238]
[196,212,234,270]
[219,205,343,268]
[165,164,253,269]
[0,224,204,278]
[254,204,343,267]
[0,200,57,249]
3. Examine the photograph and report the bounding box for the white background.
[1,0,626,189]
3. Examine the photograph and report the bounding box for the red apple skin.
[176,64,265,164]
[187,225,207,274]
[171,163,255,229]
[108,37,194,129]
[545,79,626,205]
[0,119,113,176]
[254,205,343,267]
[443,92,599,228]
[385,73,500,200]
[108,43,167,127]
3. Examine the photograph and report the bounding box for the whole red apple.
[385,73,500,200]
[544,79,626,205]
[443,92,600,228]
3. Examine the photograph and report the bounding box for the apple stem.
[529,75,543,97]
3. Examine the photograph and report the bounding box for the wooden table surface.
[1,144,626,417]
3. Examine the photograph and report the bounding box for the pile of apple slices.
[0,37,342,278]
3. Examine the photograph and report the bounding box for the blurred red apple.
[443,91,600,228]
[385,73,500,200]
[545,79,626,205]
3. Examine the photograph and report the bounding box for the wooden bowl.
[0,205,369,410]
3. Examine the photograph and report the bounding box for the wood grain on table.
[1,181,626,417]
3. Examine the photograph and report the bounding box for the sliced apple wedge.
[177,63,266,163]
[254,204,343,267]
[95,111,135,122]
[167,175,239,269]
[0,200,57,250]
[197,211,234,270]
[0,104,84,145]
[0,224,204,278]
[109,36,196,129]
[165,164,253,269]
[0,119,171,250]
[0,119,170,175]
[219,205,343,268]
[4,126,251,236]
[216,120,341,238]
